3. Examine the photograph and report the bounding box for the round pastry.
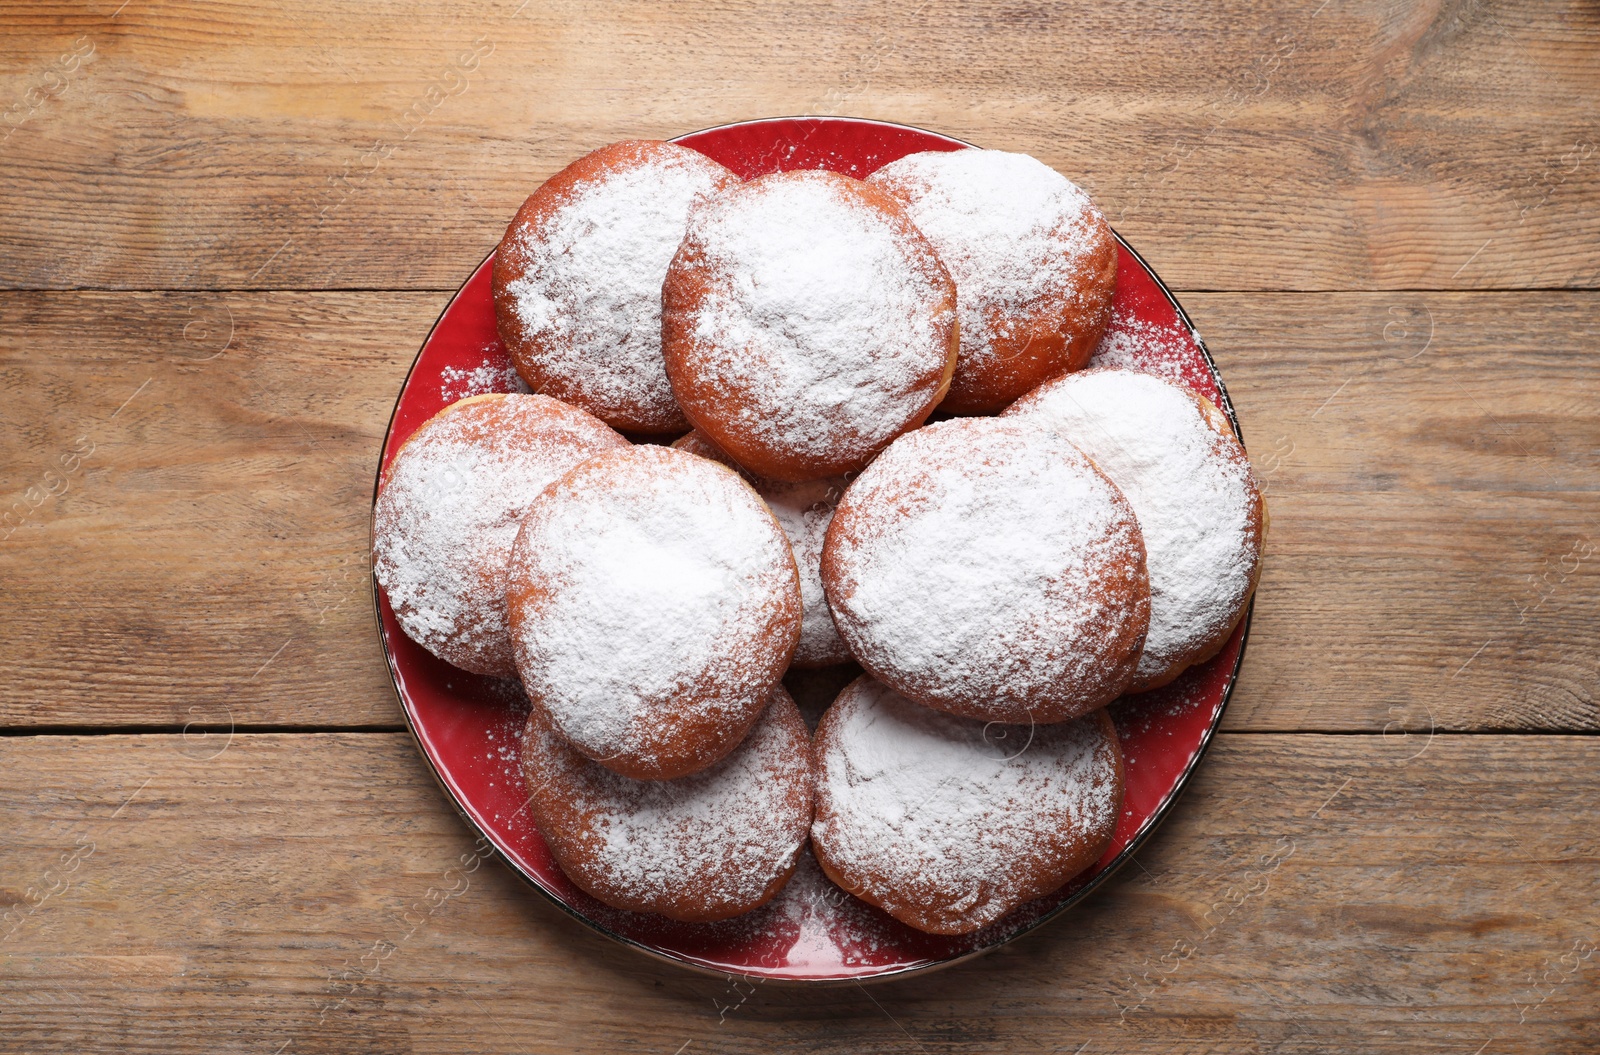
[821,416,1150,724]
[522,686,815,922]
[372,393,628,676]
[811,676,1124,935]
[661,168,958,481]
[1003,368,1265,691]
[506,445,802,779]
[672,430,852,667]
[867,148,1117,414]
[492,139,740,435]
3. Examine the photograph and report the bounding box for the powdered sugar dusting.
[373,394,628,675]
[501,143,734,431]
[523,692,812,917]
[675,430,850,667]
[665,171,954,469]
[763,477,851,666]
[734,847,915,966]
[1089,313,1206,392]
[439,351,531,401]
[824,417,1149,721]
[1004,369,1261,685]
[812,678,1122,933]
[1111,661,1215,743]
[869,149,1102,376]
[508,446,799,767]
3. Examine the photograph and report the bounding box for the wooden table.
[2,1,1597,1050]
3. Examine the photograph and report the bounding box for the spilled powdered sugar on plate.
[666,171,954,464]
[1089,313,1199,387]
[1111,663,1215,748]
[508,447,798,767]
[500,144,733,430]
[1004,369,1261,685]
[812,678,1122,933]
[439,349,530,402]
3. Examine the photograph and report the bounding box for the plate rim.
[368,114,1251,984]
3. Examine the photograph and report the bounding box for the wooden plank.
[1,290,1595,731]
[0,291,420,730]
[0,0,1596,292]
[0,731,1595,1051]
[1203,292,1600,732]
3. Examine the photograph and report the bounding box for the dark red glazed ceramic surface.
[373,117,1251,981]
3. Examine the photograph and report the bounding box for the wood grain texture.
[0,731,1595,1053]
[0,0,1596,293]
[1203,292,1600,733]
[2,0,1597,1039]
[0,292,417,731]
[2,290,1595,731]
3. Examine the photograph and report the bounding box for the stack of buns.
[373,139,1265,935]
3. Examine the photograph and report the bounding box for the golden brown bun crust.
[491,139,739,435]
[522,687,815,922]
[810,679,1123,934]
[933,215,1114,415]
[661,169,958,482]
[372,393,628,677]
[505,445,802,780]
[956,214,1112,414]
[867,155,1117,415]
[669,428,759,484]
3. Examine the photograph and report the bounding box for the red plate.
[372,117,1251,982]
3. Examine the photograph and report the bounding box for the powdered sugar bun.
[670,428,759,484]
[506,445,803,779]
[492,140,740,435]
[811,676,1123,935]
[661,169,958,482]
[672,430,852,668]
[372,393,629,676]
[522,686,815,922]
[1003,368,1265,691]
[821,416,1150,723]
[867,149,1117,415]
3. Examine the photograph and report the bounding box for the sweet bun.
[672,430,852,668]
[811,676,1124,935]
[492,139,740,435]
[1003,368,1265,691]
[505,445,802,779]
[372,393,628,676]
[523,686,815,922]
[661,169,958,481]
[868,149,1117,414]
[670,428,758,484]
[821,416,1150,724]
